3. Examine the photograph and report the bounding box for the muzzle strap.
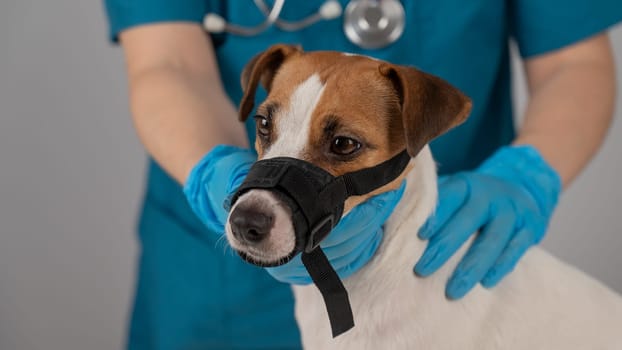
[318,149,410,205]
[301,248,354,337]
[341,150,411,196]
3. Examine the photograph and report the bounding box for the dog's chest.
[293,270,420,349]
[291,224,453,349]
[291,257,466,349]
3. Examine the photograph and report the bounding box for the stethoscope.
[204,0,405,49]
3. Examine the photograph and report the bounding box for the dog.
[225,44,622,349]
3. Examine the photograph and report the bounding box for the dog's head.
[225,44,471,265]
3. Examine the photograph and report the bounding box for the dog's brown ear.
[379,64,472,157]
[239,44,302,121]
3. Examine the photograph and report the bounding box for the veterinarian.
[104,0,621,348]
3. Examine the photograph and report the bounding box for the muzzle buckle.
[305,214,334,253]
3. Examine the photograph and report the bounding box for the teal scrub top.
[104,1,621,349]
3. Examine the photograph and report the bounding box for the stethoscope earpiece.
[204,13,226,33]
[319,0,344,20]
[203,0,405,49]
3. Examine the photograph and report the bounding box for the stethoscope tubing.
[222,0,285,36]
[253,0,340,31]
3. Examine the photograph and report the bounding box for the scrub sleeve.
[104,1,302,349]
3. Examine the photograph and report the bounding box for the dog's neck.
[384,145,438,256]
[346,146,438,281]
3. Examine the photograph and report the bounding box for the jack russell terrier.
[225,44,622,349]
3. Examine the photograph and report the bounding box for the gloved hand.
[267,182,406,285]
[183,145,256,233]
[414,145,562,299]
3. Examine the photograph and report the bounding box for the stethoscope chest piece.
[343,0,405,49]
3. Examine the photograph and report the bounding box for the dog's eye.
[331,136,361,156]
[254,115,271,138]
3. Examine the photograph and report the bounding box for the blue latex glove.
[183,145,256,233]
[414,145,562,299]
[267,182,406,285]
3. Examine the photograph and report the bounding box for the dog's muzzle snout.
[229,204,273,243]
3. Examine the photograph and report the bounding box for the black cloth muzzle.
[228,149,410,337]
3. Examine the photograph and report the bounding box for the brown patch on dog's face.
[303,57,408,211]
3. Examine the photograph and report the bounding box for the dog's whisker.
[215,234,232,255]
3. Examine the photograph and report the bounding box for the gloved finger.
[266,264,309,281]
[419,175,470,240]
[414,198,488,277]
[265,224,380,283]
[190,147,255,227]
[222,153,256,193]
[445,201,516,299]
[322,181,405,248]
[267,270,313,285]
[321,203,379,247]
[207,148,255,197]
[265,255,313,285]
[267,230,379,284]
[325,228,383,272]
[335,230,383,280]
[321,226,374,260]
[480,228,534,288]
[269,226,382,284]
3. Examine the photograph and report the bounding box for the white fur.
[342,52,378,60]
[294,146,622,349]
[263,73,325,159]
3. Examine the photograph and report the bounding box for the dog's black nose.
[229,205,273,243]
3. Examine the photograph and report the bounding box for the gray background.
[0,1,620,349]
